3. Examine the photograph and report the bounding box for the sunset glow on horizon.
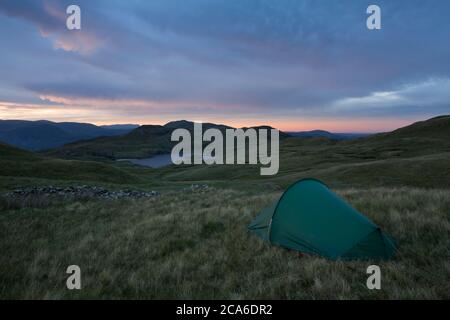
[0,97,421,133]
[0,1,449,131]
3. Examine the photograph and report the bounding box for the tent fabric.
[248,178,396,260]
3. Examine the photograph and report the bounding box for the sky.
[0,0,450,132]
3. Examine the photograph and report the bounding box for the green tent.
[248,179,396,260]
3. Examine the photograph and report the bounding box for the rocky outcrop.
[6,185,159,200]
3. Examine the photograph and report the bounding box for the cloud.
[0,0,102,54]
[332,78,450,115]
[0,0,450,128]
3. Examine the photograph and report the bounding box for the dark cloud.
[0,0,62,32]
[0,0,450,125]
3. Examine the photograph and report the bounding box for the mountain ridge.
[3,116,450,161]
[42,120,291,160]
[1,115,449,188]
[0,120,135,151]
[288,130,371,140]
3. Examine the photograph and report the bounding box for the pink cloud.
[0,99,419,132]
[28,1,103,54]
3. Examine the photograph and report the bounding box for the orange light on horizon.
[150,117,417,133]
[0,100,424,133]
[93,117,419,133]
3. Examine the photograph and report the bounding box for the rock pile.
[6,185,159,200]
[189,184,209,192]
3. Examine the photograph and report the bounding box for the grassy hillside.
[384,115,450,138]
[43,125,176,160]
[157,116,450,188]
[1,187,448,299]
[0,141,34,158]
[0,116,449,299]
[43,121,290,160]
[2,116,450,190]
[0,142,142,186]
[2,115,449,191]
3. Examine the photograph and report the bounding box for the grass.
[1,187,449,299]
[1,117,449,299]
[0,142,144,186]
[3,115,450,191]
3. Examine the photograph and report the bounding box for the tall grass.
[0,187,449,299]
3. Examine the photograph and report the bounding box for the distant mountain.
[288,130,371,140]
[44,120,291,160]
[2,115,450,188]
[44,124,173,160]
[162,116,450,187]
[164,120,233,131]
[288,116,450,141]
[0,120,135,151]
[100,124,140,130]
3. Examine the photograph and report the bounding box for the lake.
[117,154,173,168]
[117,153,216,168]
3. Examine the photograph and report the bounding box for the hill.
[0,120,134,151]
[100,124,140,130]
[44,120,290,160]
[0,142,140,186]
[157,116,450,188]
[3,116,450,189]
[0,141,36,158]
[1,116,449,300]
[44,125,173,160]
[288,130,371,140]
[164,120,232,131]
[1,186,448,299]
[375,115,450,139]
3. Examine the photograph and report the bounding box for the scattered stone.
[6,186,159,200]
[189,184,209,192]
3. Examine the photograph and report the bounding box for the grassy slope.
[158,116,450,188]
[28,115,450,190]
[0,142,143,187]
[1,116,450,299]
[43,122,290,160]
[1,187,449,299]
[42,128,173,160]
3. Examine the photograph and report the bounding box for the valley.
[0,115,449,299]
